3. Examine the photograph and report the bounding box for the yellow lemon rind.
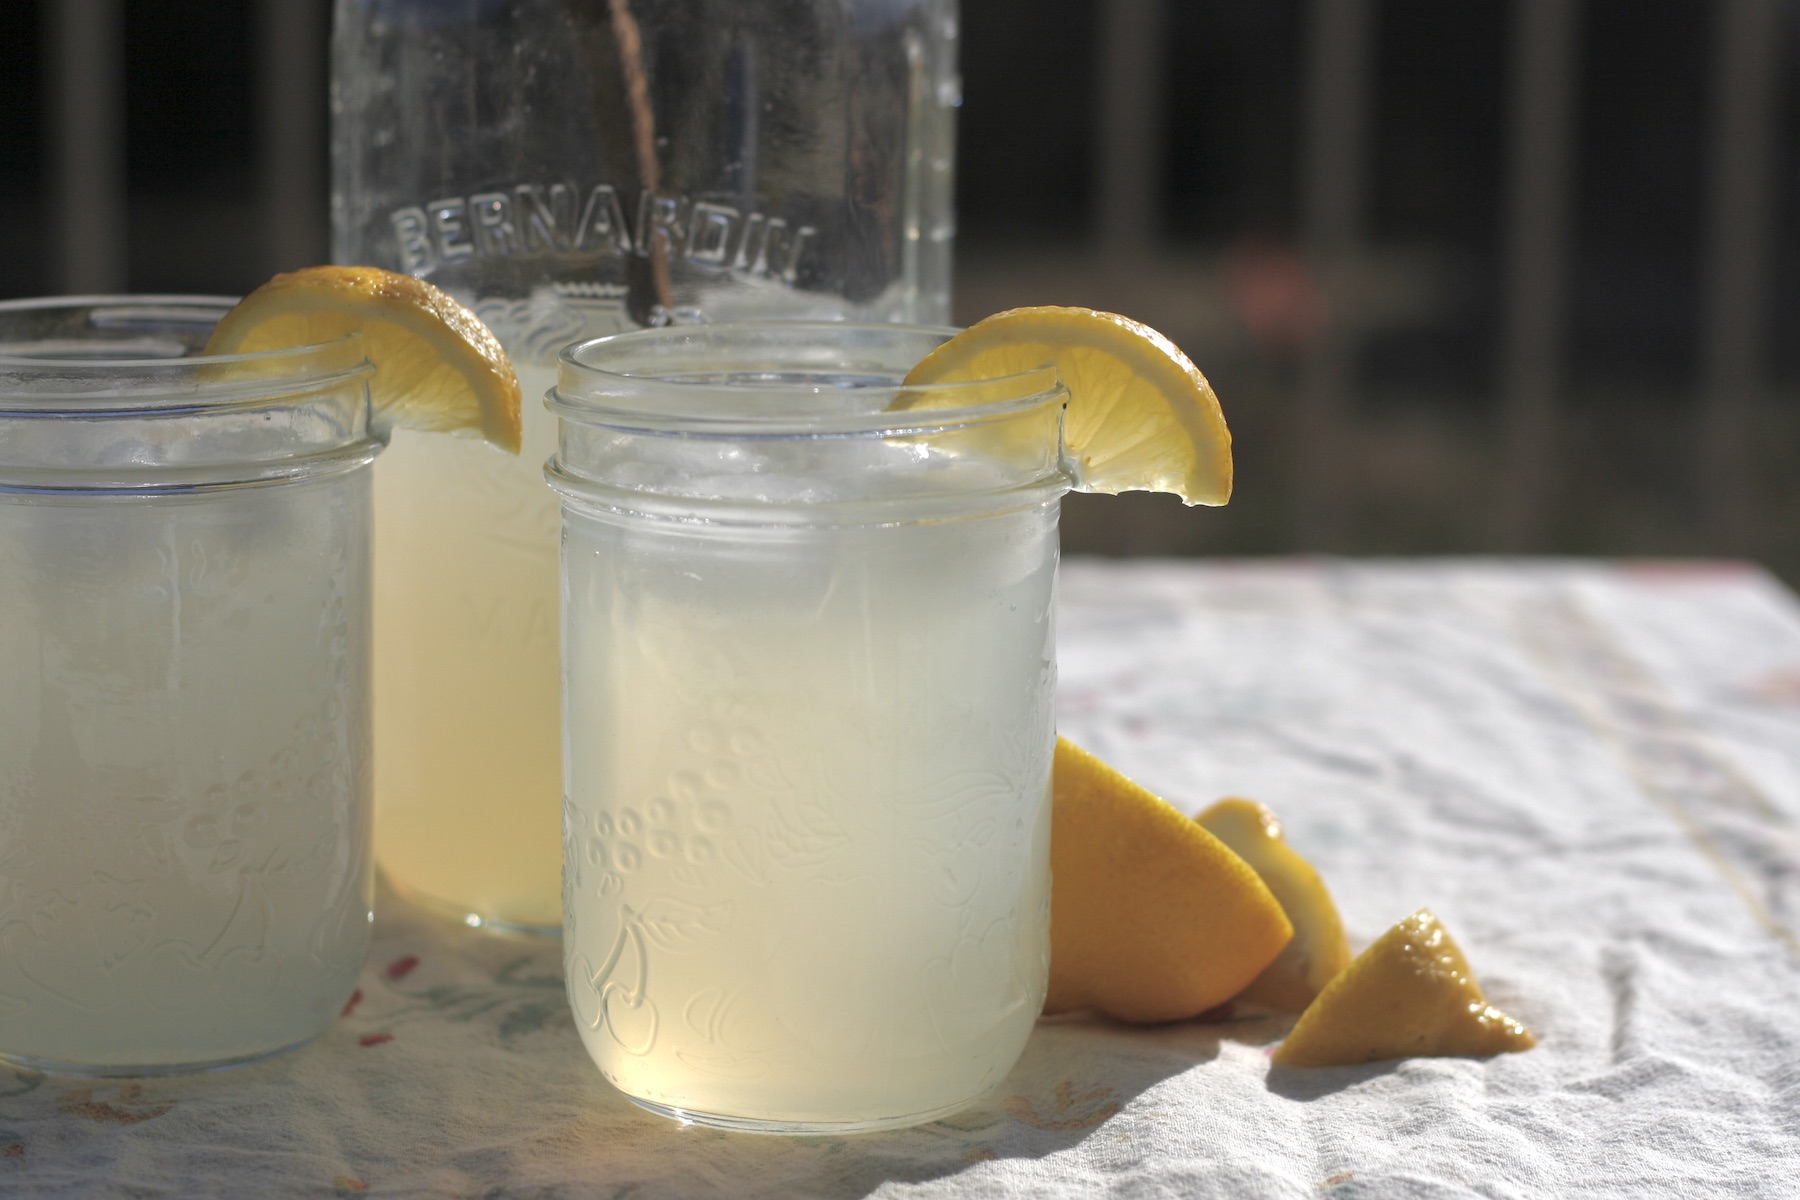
[204,266,523,454]
[1047,737,1291,1023]
[1271,909,1536,1068]
[1197,797,1352,1012]
[901,306,1231,506]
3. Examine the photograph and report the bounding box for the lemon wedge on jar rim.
[900,306,1232,505]
[203,265,522,453]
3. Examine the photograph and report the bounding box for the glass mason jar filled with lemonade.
[333,0,960,932]
[0,298,380,1075]
[545,307,1230,1131]
[547,324,1064,1131]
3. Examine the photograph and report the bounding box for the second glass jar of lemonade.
[549,324,1063,1131]
[331,0,958,929]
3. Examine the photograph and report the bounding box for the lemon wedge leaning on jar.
[203,265,522,453]
[1046,738,1291,1023]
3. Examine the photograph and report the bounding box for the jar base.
[378,868,562,938]
[623,1091,984,1136]
[0,1031,323,1080]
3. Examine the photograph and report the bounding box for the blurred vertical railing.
[1295,0,1372,550]
[1096,0,1166,261]
[39,0,328,296]
[1497,0,1580,552]
[257,0,331,276]
[33,0,1792,564]
[45,0,127,293]
[1085,4,1791,564]
[1701,0,1780,559]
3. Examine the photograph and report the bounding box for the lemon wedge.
[1046,737,1291,1023]
[1272,909,1536,1067]
[203,266,522,453]
[1197,798,1351,1011]
[901,307,1231,505]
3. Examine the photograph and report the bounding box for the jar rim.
[553,322,1065,438]
[0,295,372,412]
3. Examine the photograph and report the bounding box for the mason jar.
[547,323,1065,1132]
[0,297,379,1075]
[332,0,957,342]
[332,0,960,934]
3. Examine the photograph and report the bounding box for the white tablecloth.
[6,559,1798,1198]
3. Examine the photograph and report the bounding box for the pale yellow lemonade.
[0,267,530,1073]
[551,330,1065,1128]
[561,462,1058,1126]
[0,298,391,1073]
[372,363,562,929]
[0,478,374,1069]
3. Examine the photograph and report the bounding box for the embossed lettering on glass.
[0,299,378,1076]
[548,324,1062,1133]
[332,0,960,934]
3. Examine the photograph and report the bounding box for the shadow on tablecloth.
[0,881,1277,1198]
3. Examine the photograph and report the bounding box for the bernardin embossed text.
[389,184,819,283]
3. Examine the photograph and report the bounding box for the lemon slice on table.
[1046,738,1291,1023]
[1197,797,1353,1012]
[203,266,522,453]
[901,307,1232,505]
[1272,909,1536,1067]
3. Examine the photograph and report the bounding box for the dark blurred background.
[5,0,1798,580]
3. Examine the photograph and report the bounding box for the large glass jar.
[332,0,959,933]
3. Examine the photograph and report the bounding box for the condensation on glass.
[0,299,379,1076]
[547,324,1066,1133]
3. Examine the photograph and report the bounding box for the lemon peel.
[1047,738,1291,1023]
[204,265,522,453]
[1272,909,1536,1067]
[900,307,1231,505]
[1197,798,1351,1011]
